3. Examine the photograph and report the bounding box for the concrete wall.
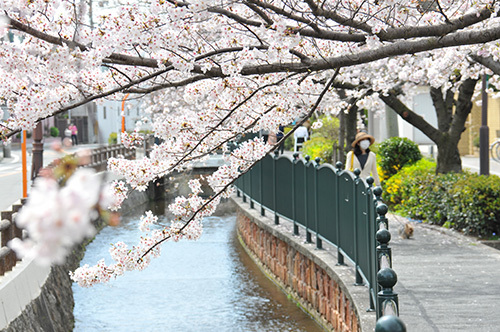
[0,178,155,332]
[232,195,376,332]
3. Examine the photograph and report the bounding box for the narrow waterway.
[73,200,325,332]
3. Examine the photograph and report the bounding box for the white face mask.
[359,139,371,150]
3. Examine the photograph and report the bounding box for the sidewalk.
[388,214,500,331]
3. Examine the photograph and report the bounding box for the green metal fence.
[235,152,405,329]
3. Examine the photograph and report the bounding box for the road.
[461,156,500,176]
[0,143,102,211]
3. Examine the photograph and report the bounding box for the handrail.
[235,151,405,329]
[0,143,135,277]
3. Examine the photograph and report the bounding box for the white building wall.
[95,99,143,144]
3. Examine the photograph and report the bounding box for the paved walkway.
[388,214,500,332]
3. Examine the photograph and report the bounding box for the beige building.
[460,96,500,156]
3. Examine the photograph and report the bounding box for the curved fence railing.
[235,152,405,328]
[0,144,135,277]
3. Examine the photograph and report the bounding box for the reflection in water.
[73,201,325,332]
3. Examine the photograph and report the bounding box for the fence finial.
[375,315,406,332]
[366,176,374,188]
[373,186,383,204]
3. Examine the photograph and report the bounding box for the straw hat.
[351,131,375,148]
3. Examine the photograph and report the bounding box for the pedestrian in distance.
[68,123,78,146]
[293,125,308,152]
[346,131,381,187]
[276,125,285,154]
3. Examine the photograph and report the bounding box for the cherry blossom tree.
[3,0,500,284]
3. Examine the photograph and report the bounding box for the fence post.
[260,159,265,216]
[353,168,363,285]
[314,157,322,249]
[335,161,345,266]
[376,203,400,319]
[365,176,377,311]
[249,162,254,209]
[304,155,312,244]
[292,152,299,236]
[273,150,279,225]
[375,315,406,332]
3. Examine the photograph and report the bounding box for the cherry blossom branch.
[139,68,340,260]
[470,54,500,76]
[163,76,296,172]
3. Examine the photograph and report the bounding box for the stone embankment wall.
[1,182,155,332]
[233,195,375,332]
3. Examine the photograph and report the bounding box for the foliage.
[472,134,480,148]
[49,126,60,137]
[384,159,500,238]
[283,126,294,151]
[108,132,118,145]
[301,116,339,163]
[302,137,334,162]
[377,137,422,181]
[311,116,340,140]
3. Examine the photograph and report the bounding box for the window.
[103,107,107,119]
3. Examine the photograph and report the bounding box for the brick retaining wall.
[233,195,375,332]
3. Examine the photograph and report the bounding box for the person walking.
[293,125,308,152]
[276,125,285,154]
[68,123,78,146]
[346,131,380,186]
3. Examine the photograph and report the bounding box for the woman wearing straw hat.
[346,131,381,186]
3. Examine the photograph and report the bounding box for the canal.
[73,200,325,332]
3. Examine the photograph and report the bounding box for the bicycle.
[490,138,500,163]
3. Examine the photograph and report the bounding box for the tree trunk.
[435,137,462,173]
[346,104,358,148]
[379,78,478,174]
[338,110,345,163]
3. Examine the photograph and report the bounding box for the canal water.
[73,200,325,332]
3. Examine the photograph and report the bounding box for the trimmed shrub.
[445,173,500,237]
[377,137,422,181]
[49,126,60,137]
[108,132,118,145]
[302,137,334,162]
[384,159,500,238]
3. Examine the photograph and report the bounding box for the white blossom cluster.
[9,169,118,266]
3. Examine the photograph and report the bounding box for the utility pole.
[31,122,44,180]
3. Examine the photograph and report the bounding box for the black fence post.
[249,164,254,209]
[304,155,312,244]
[376,203,400,319]
[314,157,322,249]
[273,150,279,225]
[335,161,345,266]
[375,315,406,332]
[353,168,363,286]
[365,176,377,312]
[260,160,265,216]
[292,152,299,236]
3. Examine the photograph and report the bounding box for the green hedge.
[378,137,422,181]
[384,159,500,238]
